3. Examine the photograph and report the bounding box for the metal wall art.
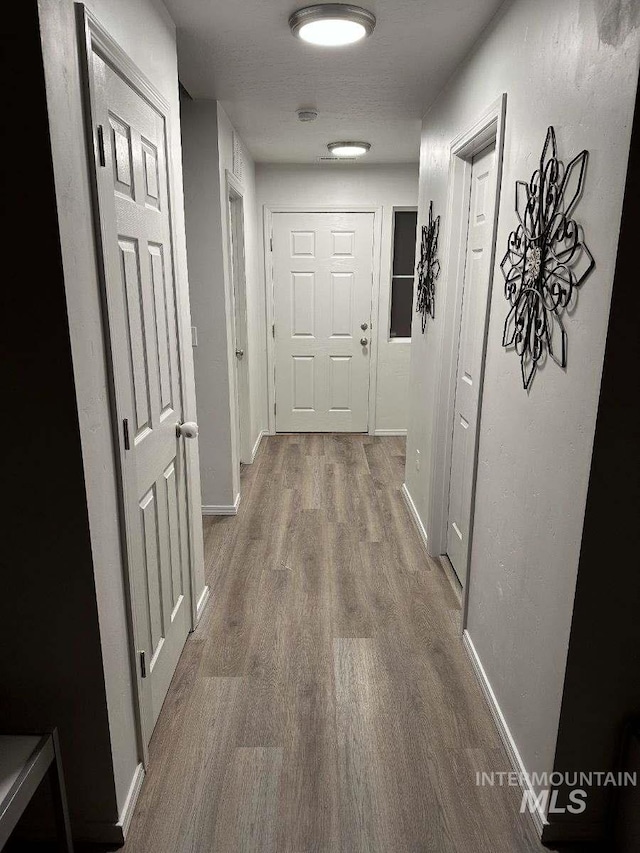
[416,200,440,332]
[501,126,595,390]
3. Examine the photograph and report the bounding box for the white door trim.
[77,5,202,764]
[426,94,507,627]
[226,170,253,465]
[263,205,383,435]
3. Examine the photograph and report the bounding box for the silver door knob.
[235,349,244,359]
[176,421,199,439]
[360,322,368,330]
[360,337,369,346]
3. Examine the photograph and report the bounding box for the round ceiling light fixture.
[289,4,376,47]
[327,141,371,157]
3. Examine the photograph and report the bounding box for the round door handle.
[360,337,369,346]
[235,349,244,359]
[361,322,368,331]
[176,421,199,439]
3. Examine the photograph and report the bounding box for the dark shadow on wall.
[543,67,640,849]
[0,0,119,840]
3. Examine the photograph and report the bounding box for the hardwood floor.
[122,434,546,853]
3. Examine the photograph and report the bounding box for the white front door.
[272,212,375,432]
[447,142,497,587]
[89,49,193,742]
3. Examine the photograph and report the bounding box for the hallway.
[122,435,541,853]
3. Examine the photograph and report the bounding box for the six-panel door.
[272,212,375,432]
[92,52,191,741]
[447,142,497,588]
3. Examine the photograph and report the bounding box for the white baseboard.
[250,429,267,462]
[119,761,145,837]
[75,761,145,844]
[202,492,241,516]
[462,630,546,837]
[195,585,210,623]
[401,482,429,552]
[374,428,407,436]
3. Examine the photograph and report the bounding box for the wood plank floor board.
[334,637,405,853]
[362,439,398,492]
[282,509,335,688]
[328,522,374,639]
[236,569,291,747]
[123,676,246,853]
[347,472,387,543]
[211,747,283,853]
[276,676,339,852]
[200,536,266,677]
[122,434,549,853]
[323,461,352,524]
[376,486,433,575]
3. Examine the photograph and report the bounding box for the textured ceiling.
[164,0,506,163]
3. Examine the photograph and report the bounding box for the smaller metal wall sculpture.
[416,200,440,332]
[501,126,595,390]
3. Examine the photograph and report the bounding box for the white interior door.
[447,142,497,587]
[90,49,193,742]
[272,212,374,432]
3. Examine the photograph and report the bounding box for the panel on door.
[447,143,497,587]
[273,212,374,432]
[91,51,192,742]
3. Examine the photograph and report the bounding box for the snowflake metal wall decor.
[501,126,595,390]
[416,200,440,332]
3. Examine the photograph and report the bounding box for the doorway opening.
[426,95,507,616]
[227,175,252,470]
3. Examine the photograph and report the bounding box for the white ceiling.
[164,0,506,164]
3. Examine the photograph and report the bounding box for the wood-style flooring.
[122,434,546,853]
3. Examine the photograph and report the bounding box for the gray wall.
[404,0,640,812]
[181,101,236,508]
[182,102,267,510]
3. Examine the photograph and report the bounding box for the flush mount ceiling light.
[327,141,371,157]
[289,4,376,46]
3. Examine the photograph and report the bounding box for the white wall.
[182,102,265,510]
[37,0,206,828]
[255,163,419,433]
[404,0,640,812]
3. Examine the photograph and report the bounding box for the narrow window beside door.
[389,209,417,339]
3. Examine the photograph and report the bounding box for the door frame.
[226,170,253,465]
[77,5,202,761]
[426,94,507,626]
[263,205,383,435]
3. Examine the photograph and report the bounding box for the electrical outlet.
[415,448,420,471]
